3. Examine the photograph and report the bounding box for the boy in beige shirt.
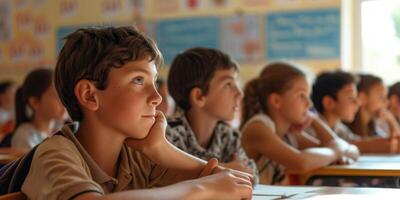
[20,26,252,200]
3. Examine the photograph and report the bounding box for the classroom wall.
[0,0,341,85]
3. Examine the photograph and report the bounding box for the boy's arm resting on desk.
[125,111,254,183]
[74,170,253,200]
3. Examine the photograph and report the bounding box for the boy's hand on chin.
[125,110,167,152]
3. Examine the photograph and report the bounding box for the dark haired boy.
[166,47,258,182]
[312,71,399,153]
[19,27,252,199]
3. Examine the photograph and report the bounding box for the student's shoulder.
[35,134,79,158]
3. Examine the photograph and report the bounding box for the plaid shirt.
[166,110,258,182]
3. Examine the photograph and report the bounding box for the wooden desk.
[253,185,400,199]
[289,162,400,185]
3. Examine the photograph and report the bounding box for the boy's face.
[363,83,388,116]
[331,83,359,123]
[279,77,312,124]
[201,68,243,122]
[96,58,162,139]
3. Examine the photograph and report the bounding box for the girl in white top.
[11,69,66,151]
[240,62,359,185]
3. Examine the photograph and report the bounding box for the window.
[361,0,400,84]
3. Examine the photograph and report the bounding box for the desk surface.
[253,185,400,199]
[291,162,400,177]
[288,161,400,185]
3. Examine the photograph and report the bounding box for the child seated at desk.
[240,62,359,185]
[311,71,400,153]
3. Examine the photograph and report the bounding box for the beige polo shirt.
[21,124,181,200]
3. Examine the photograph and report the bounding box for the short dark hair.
[357,74,383,93]
[311,70,356,113]
[388,82,400,98]
[55,26,162,121]
[167,47,238,111]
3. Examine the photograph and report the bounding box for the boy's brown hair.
[55,26,162,121]
[167,47,238,111]
[357,74,383,93]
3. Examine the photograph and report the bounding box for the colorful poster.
[128,0,145,19]
[60,0,78,18]
[181,0,205,10]
[15,11,33,31]
[156,17,219,64]
[265,9,340,60]
[34,16,50,37]
[0,1,12,41]
[243,0,271,7]
[29,41,44,61]
[221,15,262,62]
[153,0,179,14]
[9,40,27,63]
[15,0,29,8]
[101,0,123,17]
[210,0,230,8]
[33,0,47,7]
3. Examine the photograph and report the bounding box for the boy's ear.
[322,96,335,111]
[189,87,206,108]
[74,80,99,111]
[268,93,281,109]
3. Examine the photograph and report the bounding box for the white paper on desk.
[358,155,400,163]
[253,185,319,196]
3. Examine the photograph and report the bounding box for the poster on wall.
[181,0,205,10]
[128,0,145,19]
[156,17,219,64]
[60,0,78,18]
[243,0,271,7]
[101,0,122,17]
[9,40,27,63]
[15,11,33,31]
[275,0,299,4]
[33,0,47,7]
[34,16,50,37]
[0,1,12,41]
[15,0,29,8]
[29,42,44,62]
[209,0,231,8]
[153,0,179,14]
[221,15,262,62]
[265,8,340,60]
